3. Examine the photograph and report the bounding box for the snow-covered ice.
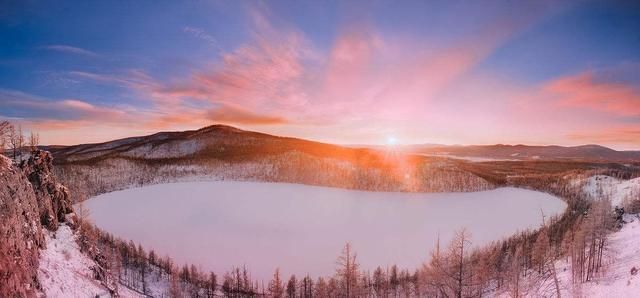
[82,181,566,281]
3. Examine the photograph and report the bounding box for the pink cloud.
[206,104,288,125]
[19,2,616,148]
[546,72,640,117]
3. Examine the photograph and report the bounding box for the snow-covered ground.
[555,214,640,298]
[82,182,566,281]
[581,175,640,207]
[37,224,144,298]
[496,214,640,297]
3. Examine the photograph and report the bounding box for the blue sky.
[1,0,639,149]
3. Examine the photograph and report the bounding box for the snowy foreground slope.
[37,225,144,298]
[556,214,640,297]
[493,214,640,298]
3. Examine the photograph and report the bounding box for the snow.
[37,224,144,298]
[555,214,640,298]
[121,139,202,158]
[581,175,640,207]
[82,182,566,281]
[38,225,110,297]
[78,137,144,153]
[0,154,11,170]
[493,214,640,298]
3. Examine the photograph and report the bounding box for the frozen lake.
[82,181,566,280]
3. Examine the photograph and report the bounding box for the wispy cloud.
[41,44,101,58]
[184,26,222,53]
[18,2,632,148]
[0,89,129,124]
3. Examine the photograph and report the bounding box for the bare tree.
[446,229,472,298]
[7,125,25,162]
[286,275,297,298]
[336,243,359,297]
[315,277,328,298]
[301,274,314,298]
[421,235,449,297]
[28,131,39,151]
[506,244,526,298]
[268,268,284,298]
[372,266,388,297]
[0,120,11,153]
[169,266,183,298]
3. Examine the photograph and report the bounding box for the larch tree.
[28,131,39,151]
[286,275,297,298]
[336,243,359,297]
[446,228,472,298]
[0,120,11,153]
[301,274,314,298]
[8,124,24,161]
[268,268,284,298]
[372,266,388,297]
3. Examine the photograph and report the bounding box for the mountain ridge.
[45,124,640,163]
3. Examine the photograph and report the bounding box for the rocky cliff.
[20,150,73,231]
[0,151,74,297]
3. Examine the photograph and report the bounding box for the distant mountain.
[407,144,640,162]
[47,124,391,164]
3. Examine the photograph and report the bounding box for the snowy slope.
[37,225,144,298]
[494,214,640,298]
[582,175,640,207]
[556,214,640,297]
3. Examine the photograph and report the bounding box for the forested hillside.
[51,125,493,203]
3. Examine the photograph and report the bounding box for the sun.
[386,136,398,146]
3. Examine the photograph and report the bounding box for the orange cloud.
[546,72,640,116]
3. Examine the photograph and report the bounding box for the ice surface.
[82,182,567,281]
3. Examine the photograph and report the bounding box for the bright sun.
[386,136,398,146]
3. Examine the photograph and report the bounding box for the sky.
[1,0,639,149]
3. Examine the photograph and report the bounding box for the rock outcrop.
[0,155,45,297]
[20,150,73,231]
[0,151,74,297]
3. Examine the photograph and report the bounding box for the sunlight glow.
[386,136,398,146]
